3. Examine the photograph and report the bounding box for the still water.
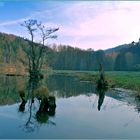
[0,74,140,139]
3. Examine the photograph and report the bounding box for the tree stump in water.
[97,63,108,89]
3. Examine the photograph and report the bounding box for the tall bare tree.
[21,19,59,79]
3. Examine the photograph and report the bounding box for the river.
[0,74,140,139]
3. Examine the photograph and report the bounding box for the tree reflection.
[18,90,27,112]
[18,78,56,132]
[97,88,106,111]
[96,63,108,111]
[36,95,56,124]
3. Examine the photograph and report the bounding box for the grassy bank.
[51,70,140,93]
[105,72,140,90]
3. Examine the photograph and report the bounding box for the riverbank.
[3,68,140,97]
[50,70,140,97]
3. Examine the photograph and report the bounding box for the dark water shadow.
[18,78,56,132]
[96,85,108,111]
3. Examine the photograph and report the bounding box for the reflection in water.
[97,89,105,111]
[0,76,24,105]
[0,74,96,133]
[96,81,108,111]
[0,75,96,105]
[1,75,140,138]
[36,96,56,124]
[19,90,27,112]
[46,75,96,97]
[18,78,56,132]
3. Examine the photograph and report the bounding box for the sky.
[1,1,140,50]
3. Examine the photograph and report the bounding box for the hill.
[0,32,52,75]
[105,40,140,71]
[0,32,113,72]
[0,32,140,72]
[105,44,129,54]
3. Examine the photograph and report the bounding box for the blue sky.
[1,1,140,50]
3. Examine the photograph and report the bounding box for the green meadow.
[48,70,140,94]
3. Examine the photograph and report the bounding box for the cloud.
[1,1,140,50]
[0,17,30,26]
[0,5,59,27]
[53,1,140,50]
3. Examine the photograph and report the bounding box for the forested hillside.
[0,32,51,74]
[0,32,140,72]
[106,41,140,71]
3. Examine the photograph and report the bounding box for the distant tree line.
[113,42,140,71]
[46,42,140,71]
[45,44,114,71]
[0,32,140,71]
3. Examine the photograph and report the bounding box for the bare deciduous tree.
[21,19,59,79]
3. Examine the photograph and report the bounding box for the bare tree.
[21,19,59,79]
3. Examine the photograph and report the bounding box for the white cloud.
[0,17,30,26]
[54,1,140,50]
[1,1,140,50]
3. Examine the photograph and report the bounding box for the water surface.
[0,74,140,139]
